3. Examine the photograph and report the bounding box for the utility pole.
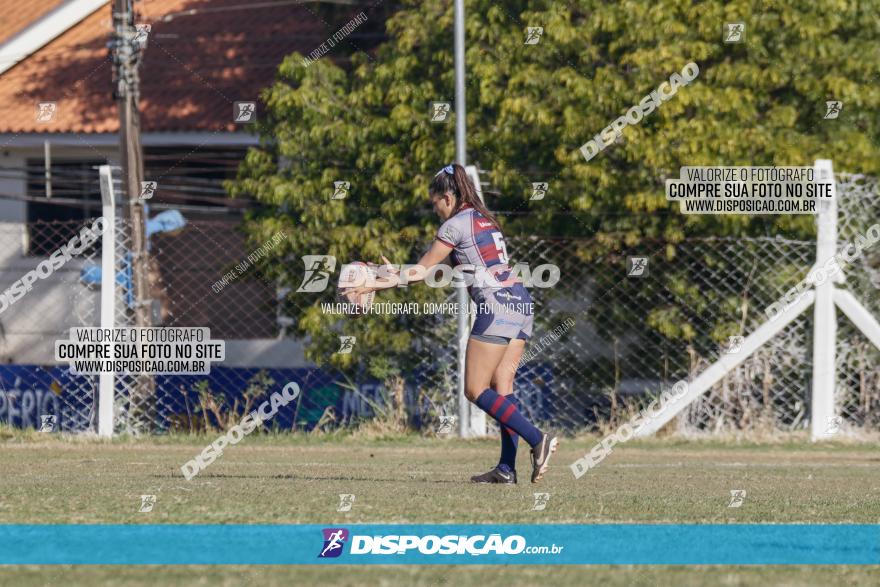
[111,0,154,431]
[453,0,486,438]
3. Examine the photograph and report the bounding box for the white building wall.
[0,136,307,369]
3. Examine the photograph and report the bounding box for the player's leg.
[466,336,556,483]
[494,339,525,471]
[494,338,525,395]
[467,292,557,483]
[467,337,517,483]
[509,296,558,482]
[471,339,526,484]
[465,337,543,446]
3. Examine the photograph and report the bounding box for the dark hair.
[428,164,500,229]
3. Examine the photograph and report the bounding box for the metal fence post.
[97,165,116,437]
[462,166,487,437]
[454,0,476,438]
[811,159,837,440]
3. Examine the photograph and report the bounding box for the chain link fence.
[1,171,877,437]
[110,217,338,435]
[832,173,880,431]
[0,218,102,432]
[513,173,878,436]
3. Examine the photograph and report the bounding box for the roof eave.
[0,0,109,76]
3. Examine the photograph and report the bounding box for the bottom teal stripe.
[0,524,877,565]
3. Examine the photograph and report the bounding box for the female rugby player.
[344,164,557,483]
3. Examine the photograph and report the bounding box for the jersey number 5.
[492,232,510,264]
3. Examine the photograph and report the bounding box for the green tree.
[228,0,880,376]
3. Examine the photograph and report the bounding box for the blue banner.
[1,524,877,565]
[0,363,556,433]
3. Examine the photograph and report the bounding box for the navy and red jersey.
[435,205,520,299]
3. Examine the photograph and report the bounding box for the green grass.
[1,566,878,587]
[1,433,877,524]
[0,431,877,585]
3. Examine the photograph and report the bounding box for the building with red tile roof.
[0,0,367,134]
[0,0,387,367]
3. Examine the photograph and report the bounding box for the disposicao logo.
[319,528,349,558]
[349,534,527,555]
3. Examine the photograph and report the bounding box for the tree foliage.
[228,0,880,372]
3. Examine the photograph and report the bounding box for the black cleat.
[530,433,559,483]
[470,466,517,484]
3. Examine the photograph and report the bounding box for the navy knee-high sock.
[498,395,520,471]
[475,388,542,447]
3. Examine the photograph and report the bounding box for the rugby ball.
[338,262,376,311]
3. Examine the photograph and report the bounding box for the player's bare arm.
[342,240,452,296]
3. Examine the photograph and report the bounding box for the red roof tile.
[0,0,347,133]
[0,0,65,46]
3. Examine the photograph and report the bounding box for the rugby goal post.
[634,159,880,441]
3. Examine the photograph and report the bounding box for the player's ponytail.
[429,163,500,229]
